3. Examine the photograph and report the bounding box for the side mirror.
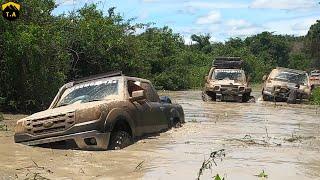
[130,90,146,102]
[160,96,172,104]
[262,75,267,81]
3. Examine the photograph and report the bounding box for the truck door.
[127,80,166,134]
[140,82,168,132]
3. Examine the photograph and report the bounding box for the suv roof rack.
[74,71,123,84]
[276,67,306,74]
[212,57,243,69]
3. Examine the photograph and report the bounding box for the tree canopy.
[0,0,318,112]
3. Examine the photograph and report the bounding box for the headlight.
[76,108,102,123]
[213,86,220,91]
[238,86,245,91]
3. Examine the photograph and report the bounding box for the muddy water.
[1,90,320,180]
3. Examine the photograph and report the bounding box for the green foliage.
[0,112,3,121]
[306,20,320,67]
[311,88,320,105]
[213,174,225,180]
[255,170,268,178]
[0,1,318,113]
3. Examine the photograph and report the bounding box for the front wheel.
[201,91,211,102]
[262,94,270,101]
[242,93,251,102]
[108,131,133,150]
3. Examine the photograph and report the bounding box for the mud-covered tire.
[201,91,211,102]
[242,93,250,102]
[287,89,298,104]
[262,94,270,101]
[108,131,133,150]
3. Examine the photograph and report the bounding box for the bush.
[0,112,3,121]
[311,87,320,105]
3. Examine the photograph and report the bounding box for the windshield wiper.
[86,99,104,102]
[57,103,70,108]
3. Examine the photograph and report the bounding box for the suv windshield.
[272,71,307,85]
[56,79,119,107]
[213,69,245,82]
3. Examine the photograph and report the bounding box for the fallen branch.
[134,160,145,171]
[197,149,225,180]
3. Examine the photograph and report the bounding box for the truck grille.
[220,85,239,92]
[26,112,75,135]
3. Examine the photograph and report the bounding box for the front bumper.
[263,90,288,99]
[263,90,310,100]
[14,119,110,150]
[17,130,110,150]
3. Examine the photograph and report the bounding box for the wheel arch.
[170,107,184,123]
[104,108,136,138]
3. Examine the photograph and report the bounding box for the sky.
[53,0,320,43]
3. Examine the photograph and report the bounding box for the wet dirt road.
[1,90,320,180]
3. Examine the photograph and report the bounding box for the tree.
[306,20,320,67]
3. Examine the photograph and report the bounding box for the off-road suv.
[262,67,311,102]
[310,70,320,89]
[14,72,184,150]
[202,57,252,102]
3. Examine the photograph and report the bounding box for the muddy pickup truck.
[310,70,320,89]
[262,67,311,103]
[14,72,184,150]
[202,57,252,102]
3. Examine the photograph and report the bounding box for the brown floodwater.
[1,90,320,180]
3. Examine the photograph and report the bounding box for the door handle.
[160,106,165,111]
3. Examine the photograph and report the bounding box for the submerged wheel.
[262,94,270,101]
[287,89,298,104]
[242,93,251,102]
[108,131,133,150]
[201,91,211,102]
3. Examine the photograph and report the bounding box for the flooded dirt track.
[1,90,320,180]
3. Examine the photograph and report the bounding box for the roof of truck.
[276,67,306,74]
[212,57,243,69]
[73,71,151,85]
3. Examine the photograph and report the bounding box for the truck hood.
[18,100,112,122]
[266,80,309,90]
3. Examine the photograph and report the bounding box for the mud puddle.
[0,90,320,179]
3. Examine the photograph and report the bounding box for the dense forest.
[0,0,320,112]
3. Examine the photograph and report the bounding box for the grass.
[197,149,226,180]
[311,87,320,105]
[0,112,3,121]
[0,112,7,131]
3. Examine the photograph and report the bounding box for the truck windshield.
[56,79,119,107]
[272,71,307,85]
[213,69,245,82]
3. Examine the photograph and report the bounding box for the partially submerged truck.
[262,67,311,103]
[202,57,252,102]
[14,72,184,150]
[310,70,320,89]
